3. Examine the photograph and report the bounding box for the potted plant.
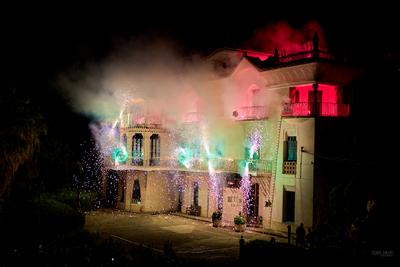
[212,210,222,227]
[234,213,246,232]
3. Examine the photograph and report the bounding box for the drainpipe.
[300,146,304,180]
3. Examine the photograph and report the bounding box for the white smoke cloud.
[58,35,285,161]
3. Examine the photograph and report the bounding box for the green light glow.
[112,146,128,164]
[178,146,193,168]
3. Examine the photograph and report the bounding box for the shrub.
[32,197,85,234]
[234,214,246,225]
[46,188,99,211]
[212,211,222,221]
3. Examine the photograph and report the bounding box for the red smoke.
[245,21,325,54]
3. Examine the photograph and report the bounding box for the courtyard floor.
[85,209,286,265]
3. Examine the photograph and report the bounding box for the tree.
[0,87,47,201]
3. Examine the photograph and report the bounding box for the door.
[193,182,199,207]
[283,190,295,222]
[248,183,259,219]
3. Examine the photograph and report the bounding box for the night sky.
[4,5,399,79]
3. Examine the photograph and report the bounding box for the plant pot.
[234,224,245,232]
[212,219,221,227]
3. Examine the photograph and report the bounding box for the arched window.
[132,179,141,204]
[150,134,160,166]
[132,133,143,166]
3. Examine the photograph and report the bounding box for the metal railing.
[122,114,163,128]
[182,112,202,123]
[282,102,350,117]
[112,157,273,174]
[279,50,334,64]
[233,106,268,120]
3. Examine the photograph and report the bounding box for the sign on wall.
[222,188,243,225]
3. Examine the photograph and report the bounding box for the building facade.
[103,39,357,232]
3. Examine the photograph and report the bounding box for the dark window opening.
[226,174,241,188]
[150,134,160,166]
[283,190,295,222]
[193,182,199,207]
[132,179,141,204]
[283,136,297,174]
[287,136,297,161]
[132,133,143,166]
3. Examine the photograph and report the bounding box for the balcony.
[282,102,350,117]
[183,112,202,123]
[112,157,273,175]
[122,114,162,128]
[278,50,334,64]
[246,159,273,174]
[233,106,268,121]
[283,161,296,174]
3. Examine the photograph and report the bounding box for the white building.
[103,38,358,232]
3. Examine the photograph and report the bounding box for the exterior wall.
[116,170,179,213]
[120,127,171,166]
[180,173,214,218]
[271,117,315,231]
[222,188,243,225]
[124,171,147,212]
[295,118,315,228]
[144,171,179,212]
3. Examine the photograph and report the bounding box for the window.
[132,179,141,204]
[289,87,300,103]
[284,136,297,161]
[287,137,297,161]
[132,133,143,166]
[283,136,297,174]
[150,134,160,166]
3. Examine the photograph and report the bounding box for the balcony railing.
[246,159,273,174]
[112,157,272,174]
[282,102,313,116]
[183,112,202,123]
[282,102,350,117]
[278,50,334,64]
[283,161,296,174]
[233,106,268,121]
[122,114,162,128]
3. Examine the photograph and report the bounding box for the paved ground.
[85,209,286,265]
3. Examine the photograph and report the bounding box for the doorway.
[283,190,295,222]
[248,183,259,218]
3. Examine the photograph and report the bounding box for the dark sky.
[3,4,399,84]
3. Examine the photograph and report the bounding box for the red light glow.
[245,21,325,55]
[287,84,349,117]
